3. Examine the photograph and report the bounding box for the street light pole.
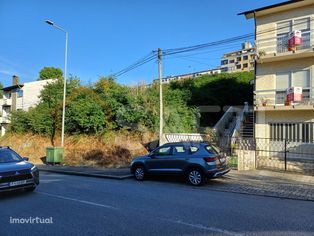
[45,20,68,147]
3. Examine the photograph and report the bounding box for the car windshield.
[0,148,22,163]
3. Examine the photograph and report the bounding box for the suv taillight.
[203,157,217,165]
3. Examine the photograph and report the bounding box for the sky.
[0,0,285,87]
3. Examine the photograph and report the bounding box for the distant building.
[1,76,54,136]
[220,42,255,73]
[154,68,221,84]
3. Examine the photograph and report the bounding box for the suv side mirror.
[23,157,29,161]
[149,153,156,158]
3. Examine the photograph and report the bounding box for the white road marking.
[38,192,118,210]
[165,219,244,236]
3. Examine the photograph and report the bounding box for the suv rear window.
[205,145,219,154]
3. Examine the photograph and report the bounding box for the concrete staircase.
[240,112,254,138]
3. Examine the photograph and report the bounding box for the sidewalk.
[38,165,132,179]
[207,170,314,201]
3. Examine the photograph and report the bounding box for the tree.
[65,87,107,134]
[38,67,63,81]
[39,76,80,145]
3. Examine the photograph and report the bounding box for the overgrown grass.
[0,131,154,167]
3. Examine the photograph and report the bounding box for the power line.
[112,52,157,77]
[112,18,312,77]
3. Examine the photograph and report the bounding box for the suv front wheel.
[187,169,204,186]
[134,166,145,181]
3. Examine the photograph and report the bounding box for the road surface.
[0,172,313,236]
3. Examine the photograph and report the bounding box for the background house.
[1,76,54,136]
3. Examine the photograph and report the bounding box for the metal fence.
[228,137,314,175]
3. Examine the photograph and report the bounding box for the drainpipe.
[253,11,257,139]
[253,11,257,169]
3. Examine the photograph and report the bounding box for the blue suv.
[131,142,230,186]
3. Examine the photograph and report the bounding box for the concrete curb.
[38,168,133,180]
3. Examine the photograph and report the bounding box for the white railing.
[231,102,249,140]
[163,133,209,144]
[0,117,10,124]
[3,99,12,106]
[213,106,238,137]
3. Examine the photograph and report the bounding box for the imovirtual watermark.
[10,217,53,224]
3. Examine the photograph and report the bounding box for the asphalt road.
[0,172,313,236]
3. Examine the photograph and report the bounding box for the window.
[236,57,241,62]
[276,72,290,89]
[243,63,248,68]
[277,17,311,53]
[0,148,22,163]
[229,59,235,64]
[275,69,311,104]
[190,146,198,153]
[221,60,228,65]
[221,67,228,72]
[243,55,248,60]
[294,18,311,50]
[173,146,186,155]
[236,64,241,69]
[17,89,23,98]
[293,70,310,87]
[153,146,171,156]
[205,145,219,154]
[4,92,11,99]
[270,122,314,142]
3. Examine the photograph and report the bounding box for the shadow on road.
[0,189,35,200]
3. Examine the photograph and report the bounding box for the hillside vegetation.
[2,69,253,166]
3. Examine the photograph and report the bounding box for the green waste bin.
[46,147,64,164]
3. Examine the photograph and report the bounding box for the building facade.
[153,68,221,84]
[1,76,54,136]
[240,0,314,142]
[220,42,255,73]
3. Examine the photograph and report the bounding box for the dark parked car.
[0,146,39,192]
[131,142,230,186]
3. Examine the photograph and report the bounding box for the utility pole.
[158,48,163,145]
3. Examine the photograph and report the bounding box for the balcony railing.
[256,33,312,56]
[255,89,314,108]
[2,99,12,106]
[0,117,10,124]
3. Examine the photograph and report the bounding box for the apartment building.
[220,42,255,73]
[154,68,221,84]
[240,0,314,142]
[1,76,54,136]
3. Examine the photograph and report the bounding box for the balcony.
[0,117,10,124]
[254,89,314,111]
[2,99,12,107]
[256,33,313,63]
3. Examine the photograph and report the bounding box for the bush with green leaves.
[8,68,253,145]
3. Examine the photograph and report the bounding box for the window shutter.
[294,17,310,32]
[277,21,291,34]
[293,70,310,88]
[276,72,290,89]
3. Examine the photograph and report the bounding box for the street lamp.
[45,20,68,147]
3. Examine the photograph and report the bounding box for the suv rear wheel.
[187,169,204,186]
[134,166,145,181]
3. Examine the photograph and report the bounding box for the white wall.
[16,79,54,111]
